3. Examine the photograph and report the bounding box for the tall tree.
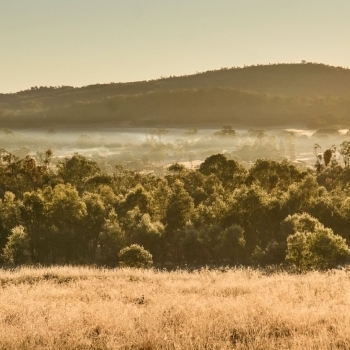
[58,154,100,191]
[47,184,87,263]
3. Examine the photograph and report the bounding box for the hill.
[1,63,350,129]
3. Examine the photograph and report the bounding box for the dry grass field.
[1,267,350,349]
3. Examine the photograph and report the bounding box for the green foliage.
[220,225,246,265]
[127,214,164,258]
[97,210,125,266]
[118,184,151,216]
[21,190,48,263]
[47,184,87,263]
[285,176,319,213]
[168,163,186,173]
[251,240,287,266]
[226,184,271,252]
[165,180,194,231]
[281,212,323,237]
[118,244,153,268]
[2,226,31,265]
[0,191,21,249]
[339,141,350,167]
[286,227,350,271]
[58,154,100,190]
[247,159,306,192]
[179,227,209,265]
[0,145,349,270]
[199,154,246,187]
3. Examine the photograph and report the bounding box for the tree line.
[1,146,350,270]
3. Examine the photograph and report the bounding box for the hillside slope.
[1,63,350,128]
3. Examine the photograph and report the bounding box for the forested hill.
[1,63,350,129]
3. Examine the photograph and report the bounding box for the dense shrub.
[118,244,153,268]
[286,228,350,271]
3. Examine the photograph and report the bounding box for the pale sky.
[1,0,350,93]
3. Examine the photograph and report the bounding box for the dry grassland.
[1,266,350,349]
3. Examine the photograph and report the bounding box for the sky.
[1,0,350,93]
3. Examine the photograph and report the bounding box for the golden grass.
[1,266,350,349]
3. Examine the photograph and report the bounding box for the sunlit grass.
[1,266,350,349]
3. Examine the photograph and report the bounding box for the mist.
[1,126,348,176]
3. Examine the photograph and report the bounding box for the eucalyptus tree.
[199,154,246,189]
[0,192,21,255]
[164,180,195,263]
[165,180,194,231]
[21,190,49,263]
[339,141,350,167]
[127,213,164,261]
[47,183,87,263]
[57,153,100,192]
[82,192,107,261]
[97,209,125,266]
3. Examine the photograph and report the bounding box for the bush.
[118,244,153,268]
[2,226,31,265]
[286,228,350,271]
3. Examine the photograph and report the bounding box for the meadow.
[1,266,350,349]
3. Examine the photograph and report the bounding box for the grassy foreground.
[1,267,350,349]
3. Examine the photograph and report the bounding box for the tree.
[225,184,271,252]
[57,154,100,191]
[118,184,151,218]
[97,209,125,266]
[82,192,107,261]
[323,146,336,167]
[21,190,49,263]
[150,179,172,222]
[213,125,237,137]
[286,231,308,271]
[308,228,349,269]
[251,239,287,266]
[0,151,49,197]
[168,163,186,174]
[284,175,319,213]
[152,128,169,142]
[279,212,325,268]
[313,143,324,173]
[118,244,153,268]
[199,154,246,188]
[0,191,21,252]
[280,212,324,238]
[165,180,194,231]
[47,184,87,263]
[127,213,164,260]
[286,227,350,271]
[339,141,350,167]
[179,226,209,265]
[2,226,31,265]
[247,159,306,192]
[220,225,246,265]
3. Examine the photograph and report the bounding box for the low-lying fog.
[1,127,349,174]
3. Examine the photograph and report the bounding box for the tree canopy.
[0,149,349,270]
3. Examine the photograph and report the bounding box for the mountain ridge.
[1,63,350,129]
